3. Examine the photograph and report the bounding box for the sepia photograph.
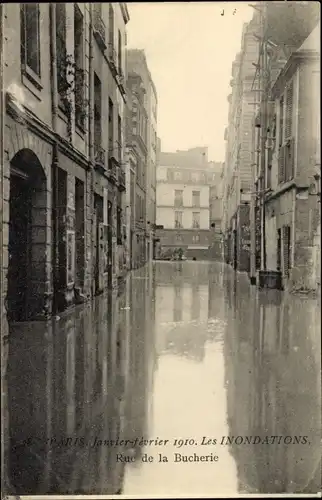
[0,1,321,498]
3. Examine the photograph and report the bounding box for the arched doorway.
[7,148,47,322]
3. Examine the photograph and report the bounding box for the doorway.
[7,149,47,321]
[7,172,31,322]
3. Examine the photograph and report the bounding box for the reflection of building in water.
[223,267,321,494]
[124,266,156,461]
[173,286,183,322]
[164,322,207,362]
[7,267,156,495]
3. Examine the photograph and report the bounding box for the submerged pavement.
[7,261,321,496]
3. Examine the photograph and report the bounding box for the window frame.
[20,3,42,89]
[174,211,183,229]
[192,190,200,207]
[192,211,200,229]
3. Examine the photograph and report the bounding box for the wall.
[157,183,209,208]
[157,206,209,230]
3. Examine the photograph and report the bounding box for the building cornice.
[271,50,320,98]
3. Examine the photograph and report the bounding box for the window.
[192,234,200,243]
[278,81,295,184]
[56,4,67,98]
[279,95,284,147]
[174,211,183,229]
[176,234,183,243]
[282,225,291,277]
[277,228,281,271]
[174,190,183,207]
[174,171,182,181]
[191,172,200,182]
[285,80,293,140]
[108,98,114,152]
[74,5,85,129]
[109,4,114,48]
[192,212,200,229]
[20,4,41,79]
[93,3,106,49]
[94,74,102,160]
[192,190,200,207]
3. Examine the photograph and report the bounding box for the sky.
[126,2,254,162]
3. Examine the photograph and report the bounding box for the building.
[208,161,224,260]
[249,1,320,293]
[1,2,130,488]
[125,49,158,269]
[156,147,216,260]
[222,14,261,272]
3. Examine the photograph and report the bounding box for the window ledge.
[21,64,42,92]
[76,124,86,139]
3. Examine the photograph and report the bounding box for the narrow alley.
[7,261,321,496]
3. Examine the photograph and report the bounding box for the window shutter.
[282,225,291,277]
[279,95,284,147]
[278,145,285,183]
[285,80,293,140]
[285,137,295,180]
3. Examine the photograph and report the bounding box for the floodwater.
[7,261,321,496]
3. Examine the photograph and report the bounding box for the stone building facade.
[1,2,130,489]
[263,22,320,293]
[222,14,260,273]
[156,147,218,260]
[249,2,320,293]
[125,49,158,268]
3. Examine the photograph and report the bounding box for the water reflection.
[7,261,321,495]
[7,265,156,495]
[223,269,321,494]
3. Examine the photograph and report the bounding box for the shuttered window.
[278,79,295,184]
[285,80,293,140]
[285,137,295,180]
[278,143,285,184]
[282,225,291,278]
[279,95,284,147]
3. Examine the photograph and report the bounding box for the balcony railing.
[174,221,183,229]
[93,10,106,51]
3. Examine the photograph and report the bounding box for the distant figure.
[192,257,197,261]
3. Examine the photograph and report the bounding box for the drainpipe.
[50,4,60,314]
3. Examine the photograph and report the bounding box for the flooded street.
[7,261,321,496]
